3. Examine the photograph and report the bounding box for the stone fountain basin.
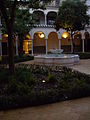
[34,54,79,66]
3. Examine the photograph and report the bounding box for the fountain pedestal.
[34,49,79,66]
[34,54,79,66]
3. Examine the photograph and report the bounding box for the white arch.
[30,27,57,40]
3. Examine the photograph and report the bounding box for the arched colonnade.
[23,29,90,55]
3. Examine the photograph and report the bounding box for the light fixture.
[42,80,46,83]
[38,32,45,38]
[3,34,8,37]
[62,32,69,39]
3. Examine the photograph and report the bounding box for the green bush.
[0,65,90,110]
[75,52,90,59]
[47,74,57,84]
[0,55,34,65]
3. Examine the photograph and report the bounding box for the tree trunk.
[71,31,74,53]
[0,0,17,74]
[7,25,15,74]
[19,35,24,56]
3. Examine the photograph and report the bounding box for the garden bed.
[0,64,90,110]
[0,55,34,65]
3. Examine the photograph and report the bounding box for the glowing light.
[42,80,46,83]
[38,32,45,38]
[62,32,69,39]
[26,34,30,39]
[3,34,8,37]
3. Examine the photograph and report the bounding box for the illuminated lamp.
[38,32,45,38]
[62,32,69,39]
[42,80,46,83]
[3,34,8,37]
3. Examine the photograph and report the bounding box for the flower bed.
[0,64,90,110]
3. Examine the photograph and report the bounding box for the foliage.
[0,55,34,65]
[47,73,57,84]
[0,65,90,110]
[55,0,89,31]
[55,0,89,53]
[77,52,90,59]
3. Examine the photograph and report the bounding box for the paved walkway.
[0,97,90,120]
[70,59,90,75]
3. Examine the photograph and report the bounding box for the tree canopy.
[55,0,89,32]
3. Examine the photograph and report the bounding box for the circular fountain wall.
[34,54,79,66]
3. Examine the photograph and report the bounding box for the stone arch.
[61,32,71,52]
[47,32,59,51]
[33,31,46,54]
[33,10,45,25]
[47,11,57,25]
[30,27,56,40]
[73,31,82,52]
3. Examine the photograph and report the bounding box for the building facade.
[0,0,90,56]
[24,0,90,55]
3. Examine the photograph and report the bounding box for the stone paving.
[0,97,90,120]
[70,59,90,75]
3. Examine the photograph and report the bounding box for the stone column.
[31,39,34,55]
[45,35,48,55]
[45,39,48,55]
[45,14,47,26]
[57,31,61,50]
[30,31,34,55]
[16,35,19,56]
[82,33,85,53]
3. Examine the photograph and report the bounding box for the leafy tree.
[0,0,52,74]
[14,9,37,56]
[55,0,89,53]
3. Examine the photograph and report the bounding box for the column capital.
[45,34,48,40]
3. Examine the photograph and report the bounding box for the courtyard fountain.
[34,49,79,66]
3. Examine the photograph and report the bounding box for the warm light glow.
[26,34,30,39]
[3,34,8,37]
[42,80,46,83]
[38,32,45,38]
[62,32,69,39]
[23,41,29,54]
[40,33,44,38]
